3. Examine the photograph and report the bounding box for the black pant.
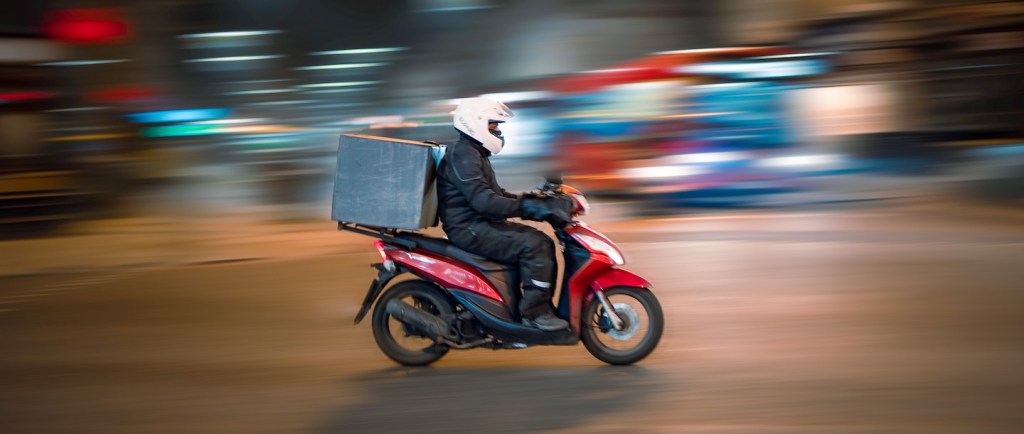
[447,220,556,318]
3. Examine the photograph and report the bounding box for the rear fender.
[353,263,400,325]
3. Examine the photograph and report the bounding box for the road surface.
[1,200,1022,433]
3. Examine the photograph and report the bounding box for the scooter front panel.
[566,255,613,334]
[561,224,619,335]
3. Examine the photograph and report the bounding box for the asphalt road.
[1,201,1023,434]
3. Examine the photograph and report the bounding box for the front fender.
[590,268,652,292]
[573,268,653,335]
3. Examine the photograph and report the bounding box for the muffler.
[386,299,452,341]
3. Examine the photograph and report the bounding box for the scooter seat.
[396,233,512,272]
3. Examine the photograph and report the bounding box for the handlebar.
[538,173,564,194]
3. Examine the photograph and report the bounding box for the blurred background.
[1,0,1021,231]
[1,1,1023,433]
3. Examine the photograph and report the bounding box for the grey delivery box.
[332,133,439,230]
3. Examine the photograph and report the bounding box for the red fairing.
[570,221,616,247]
[385,247,504,302]
[563,223,651,334]
[563,223,617,334]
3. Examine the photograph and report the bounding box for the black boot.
[519,285,569,331]
[521,310,569,331]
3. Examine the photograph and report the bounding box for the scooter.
[344,178,663,366]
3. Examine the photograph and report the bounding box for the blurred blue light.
[185,55,284,63]
[125,108,231,124]
[178,30,282,39]
[297,81,379,88]
[677,60,827,79]
[293,63,385,71]
[309,48,406,56]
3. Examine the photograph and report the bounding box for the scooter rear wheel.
[581,286,663,365]
[372,280,454,366]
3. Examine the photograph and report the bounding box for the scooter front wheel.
[581,286,663,365]
[372,280,454,366]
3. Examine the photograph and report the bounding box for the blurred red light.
[89,87,159,103]
[0,91,55,102]
[44,8,130,44]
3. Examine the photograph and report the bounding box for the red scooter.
[346,178,663,365]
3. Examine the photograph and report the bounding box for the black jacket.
[436,132,522,234]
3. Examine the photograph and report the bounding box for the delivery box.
[332,133,439,230]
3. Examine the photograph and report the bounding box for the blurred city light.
[141,124,223,138]
[178,30,283,39]
[309,47,407,55]
[618,165,710,179]
[675,59,827,79]
[0,91,55,103]
[479,91,552,103]
[43,8,130,44]
[37,59,129,66]
[184,55,285,63]
[125,109,231,124]
[758,154,844,169]
[297,81,380,88]
[667,152,750,164]
[293,63,386,71]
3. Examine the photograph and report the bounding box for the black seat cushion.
[396,233,512,272]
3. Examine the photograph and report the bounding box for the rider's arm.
[448,148,522,219]
[499,187,520,200]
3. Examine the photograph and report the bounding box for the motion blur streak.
[0,1,1022,433]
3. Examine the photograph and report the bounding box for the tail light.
[374,240,396,272]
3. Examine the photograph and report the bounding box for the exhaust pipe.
[386,299,452,341]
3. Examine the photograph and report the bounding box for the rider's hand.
[519,197,553,222]
[520,195,574,226]
[543,196,574,228]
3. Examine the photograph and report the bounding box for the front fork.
[594,290,625,331]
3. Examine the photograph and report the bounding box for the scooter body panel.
[385,246,505,302]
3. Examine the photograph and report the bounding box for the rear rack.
[337,222,417,250]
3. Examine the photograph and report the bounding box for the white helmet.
[453,97,514,155]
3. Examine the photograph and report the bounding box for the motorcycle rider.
[436,97,573,331]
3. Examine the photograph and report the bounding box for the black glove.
[519,197,552,222]
[520,196,574,228]
[544,195,574,228]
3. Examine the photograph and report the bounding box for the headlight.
[573,232,625,265]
